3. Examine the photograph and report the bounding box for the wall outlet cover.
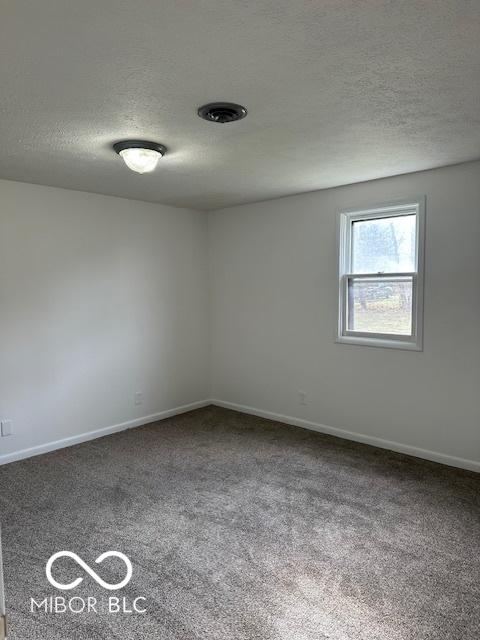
[1,420,12,437]
[298,391,307,406]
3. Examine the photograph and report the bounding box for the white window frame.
[336,197,425,351]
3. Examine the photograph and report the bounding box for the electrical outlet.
[298,391,307,406]
[1,420,13,436]
[134,392,143,406]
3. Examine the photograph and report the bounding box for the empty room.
[0,2,479,639]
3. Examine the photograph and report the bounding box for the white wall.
[2,163,479,471]
[209,161,480,470]
[0,180,209,462]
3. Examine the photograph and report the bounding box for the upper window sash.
[341,205,420,277]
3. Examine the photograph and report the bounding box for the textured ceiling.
[1,1,479,210]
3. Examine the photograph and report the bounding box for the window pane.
[347,277,413,335]
[352,214,416,273]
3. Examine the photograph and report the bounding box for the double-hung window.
[337,197,425,350]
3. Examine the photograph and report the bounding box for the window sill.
[336,334,422,351]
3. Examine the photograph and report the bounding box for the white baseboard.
[2,398,478,473]
[0,400,210,466]
[211,399,480,473]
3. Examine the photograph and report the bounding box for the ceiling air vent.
[198,102,247,123]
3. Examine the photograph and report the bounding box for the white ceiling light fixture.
[113,140,167,174]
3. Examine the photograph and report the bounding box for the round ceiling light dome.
[198,102,247,123]
[113,140,167,174]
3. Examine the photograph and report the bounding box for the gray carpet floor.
[0,406,479,640]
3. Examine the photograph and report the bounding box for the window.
[337,197,425,350]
